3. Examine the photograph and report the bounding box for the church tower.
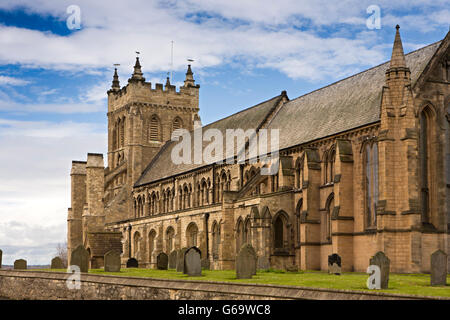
[104,57,200,219]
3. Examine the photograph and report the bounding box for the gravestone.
[51,257,64,269]
[257,256,270,271]
[236,244,257,279]
[14,259,27,270]
[104,250,121,272]
[0,249,2,269]
[168,251,177,269]
[430,250,447,286]
[176,247,188,273]
[70,245,89,273]
[201,258,210,270]
[157,252,169,270]
[328,253,342,275]
[369,251,390,289]
[184,247,202,276]
[286,265,298,272]
[126,258,138,268]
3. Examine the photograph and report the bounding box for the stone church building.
[67,27,450,273]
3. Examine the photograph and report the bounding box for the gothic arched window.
[173,117,183,133]
[149,115,160,141]
[364,142,379,228]
[186,223,198,247]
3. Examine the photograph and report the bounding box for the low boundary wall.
[0,270,446,300]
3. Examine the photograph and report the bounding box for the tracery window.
[364,142,378,228]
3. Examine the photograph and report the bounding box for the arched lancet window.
[419,107,435,225]
[244,218,251,245]
[295,157,304,189]
[112,127,117,150]
[236,219,244,252]
[133,231,141,258]
[329,149,336,183]
[149,115,160,141]
[274,215,284,249]
[324,194,334,241]
[212,221,220,260]
[166,227,175,253]
[186,223,198,247]
[296,199,303,245]
[172,117,183,133]
[364,141,379,228]
[148,230,156,262]
[120,117,125,147]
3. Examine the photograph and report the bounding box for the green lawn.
[62,268,450,298]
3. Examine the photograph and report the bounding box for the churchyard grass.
[70,268,450,298]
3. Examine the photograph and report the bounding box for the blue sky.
[0,0,448,265]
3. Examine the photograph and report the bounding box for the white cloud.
[0,0,445,82]
[0,119,106,264]
[0,75,30,86]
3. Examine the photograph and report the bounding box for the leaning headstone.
[126,258,138,268]
[201,258,210,270]
[14,259,27,270]
[176,247,188,273]
[257,256,270,271]
[369,251,390,289]
[168,250,177,269]
[0,249,2,269]
[157,252,169,270]
[104,250,121,272]
[328,253,342,275]
[70,245,89,273]
[184,247,202,276]
[51,257,64,269]
[431,250,447,286]
[236,244,257,279]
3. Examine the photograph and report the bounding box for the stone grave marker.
[236,244,257,279]
[328,253,342,275]
[126,258,139,268]
[70,245,89,273]
[176,247,188,273]
[14,259,27,270]
[104,250,121,272]
[184,246,202,276]
[431,250,447,286]
[168,250,177,269]
[51,257,64,269]
[369,251,390,289]
[157,252,169,270]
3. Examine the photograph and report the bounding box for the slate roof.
[135,94,284,186]
[268,41,441,150]
[135,40,442,187]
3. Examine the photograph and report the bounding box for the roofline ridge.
[202,93,284,129]
[287,39,443,104]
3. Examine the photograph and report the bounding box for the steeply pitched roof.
[267,41,441,150]
[135,94,284,186]
[135,39,442,187]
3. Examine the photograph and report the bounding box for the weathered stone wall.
[0,270,444,300]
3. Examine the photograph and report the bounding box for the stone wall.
[0,270,446,300]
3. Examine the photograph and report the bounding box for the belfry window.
[364,142,378,228]
[149,115,160,141]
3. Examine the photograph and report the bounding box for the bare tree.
[55,242,68,268]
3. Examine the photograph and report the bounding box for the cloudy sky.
[0,0,448,265]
